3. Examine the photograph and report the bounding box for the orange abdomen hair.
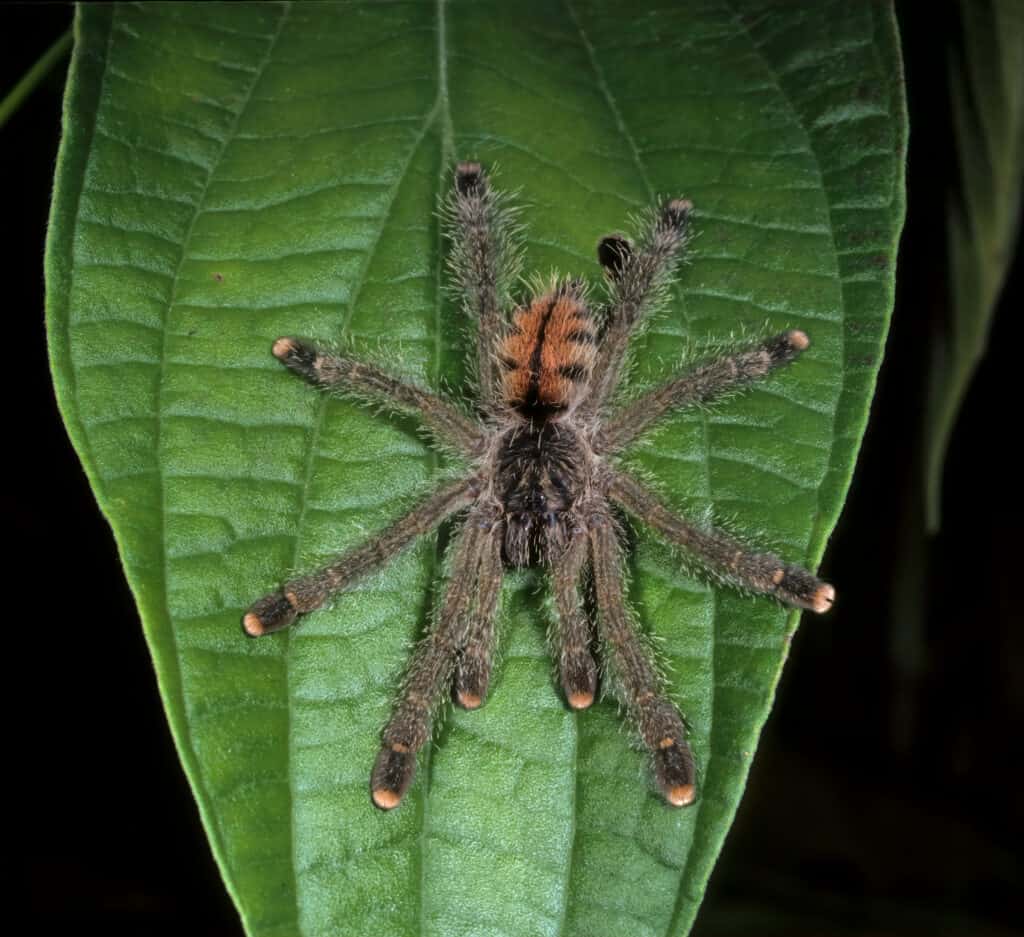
[499,287,597,415]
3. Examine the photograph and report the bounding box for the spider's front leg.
[598,329,811,454]
[448,161,520,409]
[580,197,692,419]
[372,508,503,809]
[271,337,485,457]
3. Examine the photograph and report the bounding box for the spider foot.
[242,591,298,637]
[653,735,697,807]
[771,565,836,614]
[764,329,810,366]
[271,336,318,376]
[371,743,417,810]
[454,664,488,710]
[811,582,836,614]
[597,234,633,280]
[455,160,485,196]
[562,655,598,710]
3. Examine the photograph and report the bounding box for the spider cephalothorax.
[243,162,835,811]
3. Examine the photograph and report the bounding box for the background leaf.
[924,0,1024,530]
[45,3,905,936]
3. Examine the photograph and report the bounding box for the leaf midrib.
[562,5,715,935]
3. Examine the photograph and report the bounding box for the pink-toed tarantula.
[243,162,835,811]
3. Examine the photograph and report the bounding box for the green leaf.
[926,0,1024,530]
[46,3,905,935]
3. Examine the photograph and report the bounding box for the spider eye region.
[500,287,597,417]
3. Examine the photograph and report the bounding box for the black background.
[7,3,1020,935]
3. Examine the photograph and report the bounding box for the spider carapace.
[497,282,598,567]
[243,161,835,812]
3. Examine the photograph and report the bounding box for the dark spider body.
[243,162,835,812]
[496,420,587,567]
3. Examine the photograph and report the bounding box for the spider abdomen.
[496,422,587,567]
[498,284,597,416]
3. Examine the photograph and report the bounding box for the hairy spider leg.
[551,529,598,709]
[449,161,519,409]
[371,515,502,809]
[598,330,811,454]
[589,516,696,807]
[242,477,477,636]
[581,198,693,418]
[271,337,485,458]
[607,469,835,614]
[453,520,505,709]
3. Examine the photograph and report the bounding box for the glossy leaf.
[46,3,905,935]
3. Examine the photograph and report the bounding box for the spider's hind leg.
[551,530,598,710]
[589,511,696,807]
[371,510,502,810]
[453,519,505,709]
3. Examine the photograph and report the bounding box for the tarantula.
[243,162,835,811]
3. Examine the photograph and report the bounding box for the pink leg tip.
[812,583,836,614]
[242,613,265,637]
[568,690,595,710]
[666,784,696,807]
[456,690,483,710]
[272,337,296,359]
[787,329,810,351]
[371,787,402,810]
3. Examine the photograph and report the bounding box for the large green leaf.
[46,2,905,935]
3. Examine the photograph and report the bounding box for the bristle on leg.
[660,198,693,232]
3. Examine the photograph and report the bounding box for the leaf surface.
[46,3,905,935]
